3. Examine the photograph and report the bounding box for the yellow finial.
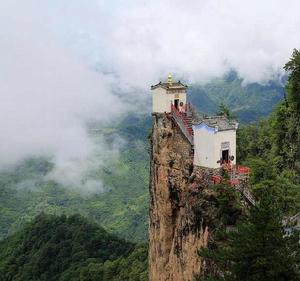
[168,74,173,86]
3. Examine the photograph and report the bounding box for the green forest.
[0,114,151,243]
[0,70,284,244]
[197,49,300,280]
[0,51,299,280]
[189,70,284,123]
[0,214,147,281]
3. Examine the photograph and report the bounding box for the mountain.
[0,74,285,244]
[196,51,300,281]
[0,115,150,242]
[0,73,295,281]
[0,214,148,281]
[189,71,285,122]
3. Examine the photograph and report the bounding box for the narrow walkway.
[170,104,194,145]
[169,104,255,206]
[213,165,256,206]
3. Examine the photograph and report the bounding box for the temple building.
[149,75,253,281]
[151,75,239,169]
[193,116,238,168]
[151,74,188,113]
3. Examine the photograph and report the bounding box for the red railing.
[222,163,251,175]
[237,165,251,174]
[210,174,255,205]
[211,164,251,187]
[171,104,193,137]
[228,179,240,186]
[212,175,222,184]
[211,176,240,187]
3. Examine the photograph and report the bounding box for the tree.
[199,186,300,281]
[284,49,300,111]
[0,214,148,281]
[217,103,232,118]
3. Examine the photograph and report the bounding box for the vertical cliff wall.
[149,114,216,281]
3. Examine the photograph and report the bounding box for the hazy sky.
[1,0,300,189]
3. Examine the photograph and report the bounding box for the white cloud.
[98,0,300,85]
[0,1,123,189]
[1,0,300,189]
[38,0,300,87]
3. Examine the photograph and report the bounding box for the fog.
[1,0,300,191]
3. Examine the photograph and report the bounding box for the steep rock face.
[149,114,213,281]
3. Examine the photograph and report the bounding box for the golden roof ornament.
[167,74,173,86]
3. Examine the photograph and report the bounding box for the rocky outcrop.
[149,114,217,281]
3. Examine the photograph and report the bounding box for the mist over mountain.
[0,74,284,242]
[0,0,299,181]
[0,0,288,241]
[1,2,300,280]
[189,71,285,122]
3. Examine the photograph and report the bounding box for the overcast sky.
[1,0,300,188]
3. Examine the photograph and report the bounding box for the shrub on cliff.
[198,185,300,281]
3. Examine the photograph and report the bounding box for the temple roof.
[151,81,188,90]
[192,113,238,131]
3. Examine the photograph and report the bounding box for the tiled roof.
[192,114,238,131]
[151,81,188,90]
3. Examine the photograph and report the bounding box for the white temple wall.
[193,125,236,168]
[152,88,186,113]
[193,126,216,168]
[213,130,237,166]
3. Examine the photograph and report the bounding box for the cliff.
[149,114,220,281]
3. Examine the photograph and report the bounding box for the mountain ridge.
[0,74,285,243]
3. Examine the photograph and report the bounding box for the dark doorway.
[222,149,229,163]
[174,99,179,109]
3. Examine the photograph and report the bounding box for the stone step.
[171,111,194,145]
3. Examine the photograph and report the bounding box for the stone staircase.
[170,105,194,145]
[169,103,256,206]
[236,184,256,206]
[222,165,256,206]
[228,169,255,206]
[183,113,193,133]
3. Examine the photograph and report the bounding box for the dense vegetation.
[236,52,300,213]
[198,50,300,281]
[189,70,284,122]
[0,114,150,243]
[200,186,299,281]
[0,74,284,244]
[0,62,296,281]
[0,214,148,281]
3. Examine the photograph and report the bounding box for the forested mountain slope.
[0,214,148,281]
[0,114,151,243]
[197,51,300,281]
[0,67,297,281]
[189,71,284,122]
[0,74,284,243]
[236,53,300,213]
